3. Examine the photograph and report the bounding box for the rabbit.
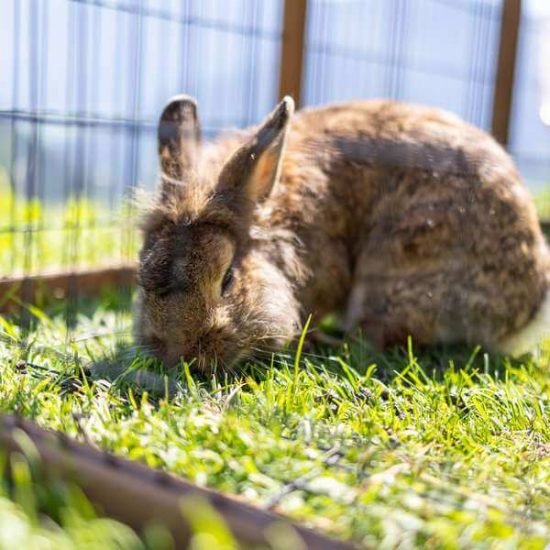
[134,94,550,370]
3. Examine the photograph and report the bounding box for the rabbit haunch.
[135,95,550,369]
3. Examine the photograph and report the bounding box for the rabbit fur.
[134,95,550,369]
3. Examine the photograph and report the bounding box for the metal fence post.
[491,0,522,146]
[278,0,308,107]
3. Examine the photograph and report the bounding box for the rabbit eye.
[221,266,234,295]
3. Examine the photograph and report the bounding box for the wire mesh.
[304,0,502,129]
[0,0,284,325]
[0,0,548,324]
[302,0,549,207]
[509,10,550,210]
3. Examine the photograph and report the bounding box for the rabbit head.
[134,95,300,370]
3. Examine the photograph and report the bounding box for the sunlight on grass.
[0,300,549,547]
[1,168,549,546]
[0,451,143,548]
[0,441,245,549]
[0,169,139,275]
[534,186,550,222]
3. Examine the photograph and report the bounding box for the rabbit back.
[272,100,549,352]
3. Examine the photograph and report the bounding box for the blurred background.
[0,0,549,313]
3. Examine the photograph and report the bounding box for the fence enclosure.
[0,0,548,316]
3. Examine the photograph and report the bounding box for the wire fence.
[304,0,502,128]
[0,0,548,318]
[0,0,283,280]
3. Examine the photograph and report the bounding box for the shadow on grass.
[8,293,534,402]
[85,330,534,404]
[86,346,183,400]
[1,287,134,331]
[293,329,532,384]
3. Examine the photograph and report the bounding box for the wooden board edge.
[0,415,354,549]
[278,0,308,106]
[0,265,137,313]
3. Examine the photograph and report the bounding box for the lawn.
[0,475,143,549]
[0,296,549,548]
[1,177,550,547]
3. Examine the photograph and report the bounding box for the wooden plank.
[0,415,352,549]
[491,0,522,146]
[278,0,308,106]
[0,265,136,312]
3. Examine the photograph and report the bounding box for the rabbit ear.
[219,96,294,203]
[157,95,201,181]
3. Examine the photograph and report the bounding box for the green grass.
[0,298,549,548]
[1,171,549,547]
[0,439,233,549]
[535,187,550,222]
[0,170,137,275]
[0,448,144,549]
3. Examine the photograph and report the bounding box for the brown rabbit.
[134,95,550,369]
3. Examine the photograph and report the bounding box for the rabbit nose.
[150,334,189,366]
[146,334,166,356]
[164,345,188,367]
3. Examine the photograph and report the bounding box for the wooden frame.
[491,0,522,146]
[0,265,136,313]
[1,0,533,308]
[0,415,351,549]
[278,0,308,106]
